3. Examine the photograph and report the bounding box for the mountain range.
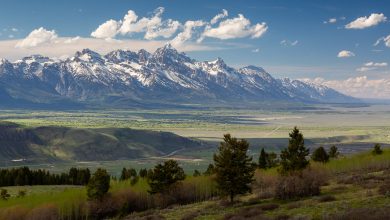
[0,44,359,108]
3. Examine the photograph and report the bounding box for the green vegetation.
[312,146,330,163]
[87,168,110,200]
[329,145,339,158]
[373,143,383,155]
[148,160,185,194]
[279,127,309,174]
[214,134,256,202]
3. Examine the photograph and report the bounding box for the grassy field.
[0,104,389,174]
[0,149,389,219]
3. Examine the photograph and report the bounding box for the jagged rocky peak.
[74,49,104,63]
[104,49,138,63]
[137,49,151,63]
[20,55,52,64]
[208,57,226,67]
[153,43,191,64]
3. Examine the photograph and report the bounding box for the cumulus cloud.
[91,19,120,39]
[345,13,387,29]
[280,39,298,46]
[302,76,390,99]
[337,50,355,58]
[15,27,58,48]
[201,14,268,40]
[64,36,81,44]
[170,20,205,47]
[91,7,181,40]
[210,9,228,24]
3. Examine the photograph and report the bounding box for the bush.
[311,146,329,163]
[317,195,336,202]
[324,207,390,220]
[329,145,339,158]
[275,167,328,200]
[0,188,10,200]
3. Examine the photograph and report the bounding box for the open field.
[1,104,389,174]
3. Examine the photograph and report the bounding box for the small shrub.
[0,206,29,220]
[0,189,10,200]
[17,189,27,198]
[275,167,328,200]
[378,181,390,197]
[286,201,302,210]
[317,195,336,202]
[181,210,201,220]
[324,207,390,220]
[258,203,279,211]
[223,206,266,220]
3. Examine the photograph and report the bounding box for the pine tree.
[214,134,256,203]
[193,170,201,177]
[311,146,329,163]
[87,168,110,200]
[373,143,383,155]
[148,160,185,194]
[258,148,268,169]
[203,164,215,175]
[328,145,339,158]
[279,127,309,174]
[139,168,148,178]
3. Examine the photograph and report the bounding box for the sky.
[0,0,389,98]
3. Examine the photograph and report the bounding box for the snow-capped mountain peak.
[0,45,358,106]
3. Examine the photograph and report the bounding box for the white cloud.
[210,9,228,24]
[280,39,298,46]
[337,50,355,58]
[170,20,205,47]
[357,61,388,72]
[15,27,58,48]
[302,76,390,99]
[375,34,390,47]
[108,7,181,40]
[91,19,120,39]
[345,13,387,29]
[324,18,337,24]
[201,14,268,40]
[251,48,260,53]
[64,36,81,44]
[11,28,18,32]
[8,35,14,39]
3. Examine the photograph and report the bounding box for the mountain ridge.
[0,44,360,108]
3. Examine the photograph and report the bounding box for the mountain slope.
[0,122,203,163]
[0,45,359,108]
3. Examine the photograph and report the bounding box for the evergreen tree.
[328,145,339,158]
[311,146,329,163]
[214,134,256,203]
[373,143,383,155]
[87,168,110,200]
[267,152,279,168]
[148,160,185,194]
[139,168,148,178]
[258,148,268,169]
[193,169,201,177]
[203,164,215,175]
[279,127,309,174]
[0,189,10,200]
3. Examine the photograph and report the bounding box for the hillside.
[0,122,204,163]
[0,45,359,108]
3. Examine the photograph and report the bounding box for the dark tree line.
[0,167,90,187]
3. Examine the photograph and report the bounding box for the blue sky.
[0,0,389,98]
